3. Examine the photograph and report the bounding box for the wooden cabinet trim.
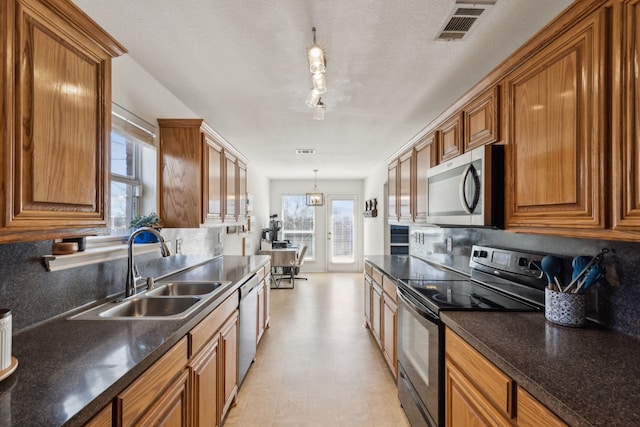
[445,359,513,427]
[445,328,513,417]
[517,386,568,427]
[133,368,190,427]
[438,112,464,163]
[117,337,188,426]
[504,8,608,232]
[189,291,239,358]
[463,85,500,151]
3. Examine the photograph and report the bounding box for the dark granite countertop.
[364,255,467,281]
[366,254,640,427]
[0,255,270,427]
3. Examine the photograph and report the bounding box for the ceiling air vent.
[437,0,496,41]
[296,148,316,155]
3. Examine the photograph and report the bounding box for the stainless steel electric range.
[396,245,548,427]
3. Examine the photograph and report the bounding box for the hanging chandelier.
[305,27,326,120]
[306,169,324,206]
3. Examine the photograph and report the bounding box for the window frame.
[280,194,315,261]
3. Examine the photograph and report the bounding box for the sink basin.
[146,281,226,296]
[69,280,232,321]
[99,297,200,318]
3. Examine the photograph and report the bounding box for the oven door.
[397,287,443,427]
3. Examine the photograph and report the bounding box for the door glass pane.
[331,199,354,263]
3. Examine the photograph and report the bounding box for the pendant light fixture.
[305,27,326,119]
[306,169,324,206]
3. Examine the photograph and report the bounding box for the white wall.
[363,163,389,256]
[269,178,364,272]
[111,55,271,256]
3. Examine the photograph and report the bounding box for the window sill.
[44,241,168,272]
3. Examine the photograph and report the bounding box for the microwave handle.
[459,164,481,214]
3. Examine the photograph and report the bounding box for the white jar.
[0,309,11,370]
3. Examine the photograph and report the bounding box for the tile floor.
[224,272,410,427]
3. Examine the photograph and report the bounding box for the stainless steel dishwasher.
[238,274,258,386]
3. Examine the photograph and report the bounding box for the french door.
[326,194,359,272]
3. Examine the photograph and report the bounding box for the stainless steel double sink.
[70,281,231,320]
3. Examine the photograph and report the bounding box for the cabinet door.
[504,10,607,233]
[382,295,397,378]
[257,281,265,344]
[265,271,271,328]
[445,360,512,427]
[414,132,437,222]
[371,283,382,347]
[438,113,463,163]
[398,150,413,222]
[190,336,220,427]
[237,161,247,221]
[464,86,500,151]
[364,274,372,328]
[612,1,640,232]
[134,369,190,427]
[204,135,224,224]
[220,312,238,420]
[1,0,124,242]
[158,119,204,228]
[224,153,237,223]
[388,162,398,222]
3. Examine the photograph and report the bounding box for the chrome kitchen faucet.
[125,227,171,298]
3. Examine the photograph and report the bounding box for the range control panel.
[469,245,546,280]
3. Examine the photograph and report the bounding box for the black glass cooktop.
[401,278,541,315]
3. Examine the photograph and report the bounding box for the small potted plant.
[129,212,162,243]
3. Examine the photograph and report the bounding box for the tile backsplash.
[410,226,640,339]
[0,228,223,333]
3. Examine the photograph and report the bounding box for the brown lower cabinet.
[364,262,398,379]
[445,327,567,427]
[89,290,241,427]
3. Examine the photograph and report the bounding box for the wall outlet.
[175,238,182,254]
[446,236,453,252]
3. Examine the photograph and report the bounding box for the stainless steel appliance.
[397,245,548,426]
[426,145,504,227]
[238,274,259,386]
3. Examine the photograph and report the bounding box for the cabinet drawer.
[372,268,383,285]
[117,337,188,426]
[189,290,239,357]
[517,387,567,427]
[445,328,513,417]
[382,275,397,302]
[365,262,373,276]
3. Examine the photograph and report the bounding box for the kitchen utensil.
[562,248,609,292]
[541,255,562,291]
[571,256,591,281]
[574,265,605,293]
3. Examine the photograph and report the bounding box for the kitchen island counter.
[0,255,270,427]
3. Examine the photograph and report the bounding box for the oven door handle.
[397,287,439,322]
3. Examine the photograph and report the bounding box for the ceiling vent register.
[437,0,496,41]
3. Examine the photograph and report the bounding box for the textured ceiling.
[73,0,573,180]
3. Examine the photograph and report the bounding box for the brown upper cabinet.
[158,119,247,228]
[388,161,399,222]
[388,132,437,225]
[611,0,640,234]
[437,113,463,163]
[503,7,607,236]
[413,132,438,223]
[463,86,500,152]
[0,0,126,243]
[398,150,413,223]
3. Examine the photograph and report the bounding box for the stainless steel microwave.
[426,144,504,227]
